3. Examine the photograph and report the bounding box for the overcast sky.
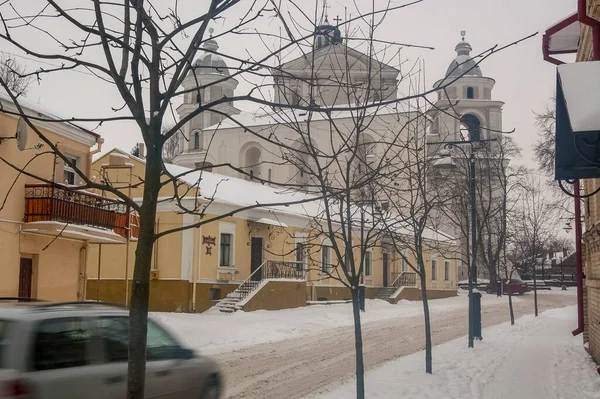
[0,0,577,168]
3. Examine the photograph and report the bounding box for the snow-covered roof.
[165,163,325,219]
[0,90,99,139]
[545,13,579,53]
[166,162,456,246]
[557,61,600,133]
[203,102,418,131]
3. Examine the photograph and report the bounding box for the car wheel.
[486,288,492,294]
[201,376,220,399]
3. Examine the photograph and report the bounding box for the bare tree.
[510,172,558,316]
[162,124,181,163]
[380,96,456,374]
[533,99,556,177]
[0,56,32,96]
[0,1,537,398]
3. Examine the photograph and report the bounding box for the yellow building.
[0,93,137,302]
[86,149,459,312]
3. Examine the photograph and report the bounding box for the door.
[93,316,200,399]
[382,253,389,287]
[25,317,105,399]
[18,258,33,299]
[250,237,263,281]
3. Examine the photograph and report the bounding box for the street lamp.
[429,137,495,348]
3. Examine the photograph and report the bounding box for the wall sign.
[203,235,216,255]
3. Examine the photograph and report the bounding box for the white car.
[0,301,221,399]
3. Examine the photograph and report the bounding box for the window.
[33,318,91,370]
[268,169,272,181]
[461,114,481,141]
[193,131,200,150]
[209,288,221,301]
[467,86,474,99]
[321,245,330,273]
[0,320,12,368]
[344,251,351,273]
[295,242,306,271]
[290,86,300,106]
[402,258,407,272]
[431,259,437,281]
[220,233,232,266]
[444,260,450,281]
[95,317,182,362]
[63,155,79,185]
[364,251,372,277]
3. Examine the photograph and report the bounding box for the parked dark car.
[485,279,529,295]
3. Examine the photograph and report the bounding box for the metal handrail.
[229,260,268,301]
[263,260,306,280]
[391,271,417,288]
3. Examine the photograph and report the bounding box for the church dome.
[444,32,482,78]
[192,36,230,76]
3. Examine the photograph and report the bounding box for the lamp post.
[430,138,495,348]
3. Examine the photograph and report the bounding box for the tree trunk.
[508,288,514,325]
[533,271,538,317]
[351,288,365,399]
[420,275,432,373]
[127,146,162,399]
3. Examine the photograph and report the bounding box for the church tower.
[428,32,504,145]
[428,32,506,281]
[173,30,240,169]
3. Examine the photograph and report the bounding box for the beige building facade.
[0,94,135,302]
[87,150,459,312]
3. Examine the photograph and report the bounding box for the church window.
[193,132,201,150]
[467,87,474,99]
[461,114,481,141]
[290,86,301,106]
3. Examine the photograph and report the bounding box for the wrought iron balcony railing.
[24,184,138,239]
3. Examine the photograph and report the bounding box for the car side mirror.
[179,348,195,360]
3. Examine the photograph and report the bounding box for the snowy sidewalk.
[151,291,521,355]
[310,305,600,399]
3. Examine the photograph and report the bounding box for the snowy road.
[219,293,575,399]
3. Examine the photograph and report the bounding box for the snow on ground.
[308,305,599,399]
[152,291,519,355]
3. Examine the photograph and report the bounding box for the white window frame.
[320,237,332,274]
[364,250,373,278]
[294,233,307,271]
[444,260,450,281]
[217,222,236,269]
[63,155,80,185]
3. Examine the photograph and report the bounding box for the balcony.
[23,184,139,244]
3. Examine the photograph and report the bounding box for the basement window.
[209,288,221,301]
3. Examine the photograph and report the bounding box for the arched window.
[193,132,200,150]
[243,146,261,180]
[466,87,474,99]
[290,86,301,106]
[461,114,481,141]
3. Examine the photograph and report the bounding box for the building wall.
[0,110,96,302]
[242,280,306,312]
[0,216,86,302]
[579,0,600,364]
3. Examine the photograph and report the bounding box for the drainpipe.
[78,242,89,300]
[572,186,584,336]
[191,222,201,312]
